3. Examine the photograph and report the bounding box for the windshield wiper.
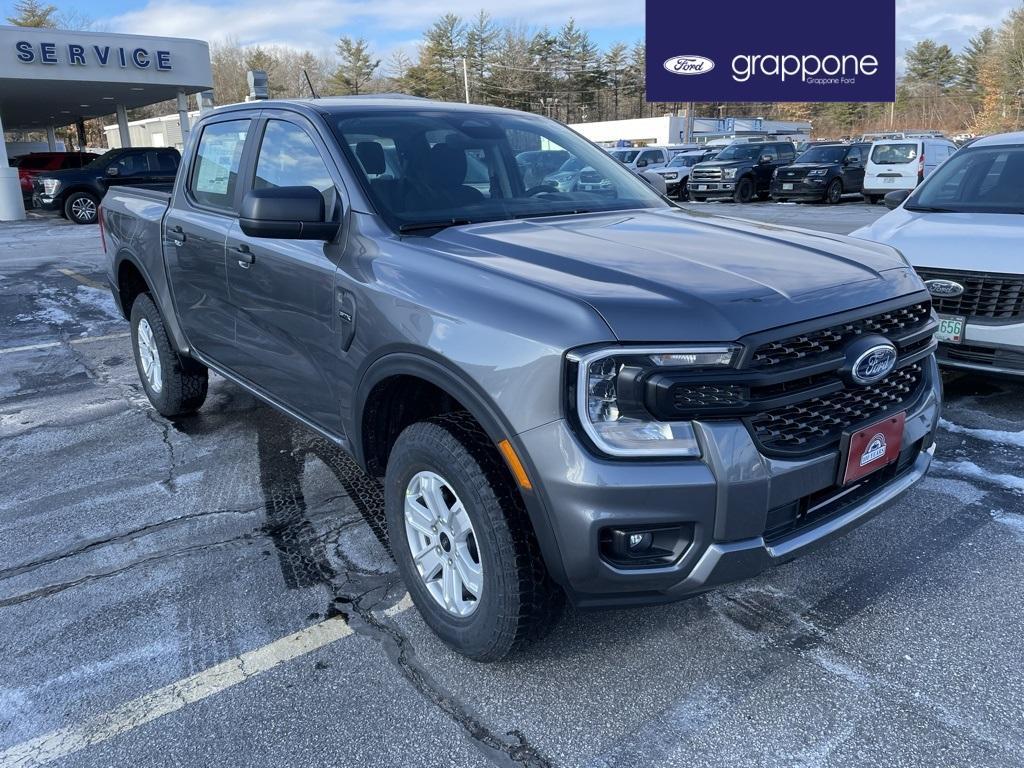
[398,218,473,234]
[903,205,957,213]
[511,208,598,220]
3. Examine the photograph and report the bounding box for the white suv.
[852,131,1024,378]
[863,136,958,203]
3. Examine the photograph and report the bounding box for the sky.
[3,0,1017,69]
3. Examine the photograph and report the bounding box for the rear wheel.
[733,177,754,204]
[865,194,881,204]
[130,293,208,417]
[64,192,99,224]
[385,413,563,661]
[825,179,843,204]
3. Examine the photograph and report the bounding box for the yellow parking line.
[58,268,106,291]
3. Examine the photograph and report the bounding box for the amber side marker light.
[497,439,533,490]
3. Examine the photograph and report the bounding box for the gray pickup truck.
[101,97,941,661]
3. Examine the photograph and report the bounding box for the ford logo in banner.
[924,279,965,298]
[662,55,715,76]
[851,343,898,385]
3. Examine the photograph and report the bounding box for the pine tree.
[6,0,58,26]
[331,37,380,95]
[465,11,498,102]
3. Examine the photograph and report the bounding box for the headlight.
[807,169,828,177]
[41,178,61,195]
[722,168,738,180]
[662,172,678,180]
[571,346,739,457]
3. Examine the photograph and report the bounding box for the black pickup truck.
[32,147,180,224]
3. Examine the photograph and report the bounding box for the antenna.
[303,69,319,99]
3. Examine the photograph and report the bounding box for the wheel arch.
[354,350,569,587]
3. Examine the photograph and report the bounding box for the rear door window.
[871,143,918,164]
[190,120,250,210]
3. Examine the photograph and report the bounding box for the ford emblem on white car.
[924,279,965,298]
[851,343,898,385]
[663,55,715,76]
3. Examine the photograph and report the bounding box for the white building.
[104,110,200,150]
[571,115,812,147]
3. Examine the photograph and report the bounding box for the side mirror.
[239,186,339,240]
[883,189,911,210]
[636,159,648,168]
[105,166,120,177]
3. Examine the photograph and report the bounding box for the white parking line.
[0,617,353,768]
[0,333,129,356]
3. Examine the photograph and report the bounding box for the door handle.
[231,244,254,268]
[166,225,186,246]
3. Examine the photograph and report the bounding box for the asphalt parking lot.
[2,204,1023,768]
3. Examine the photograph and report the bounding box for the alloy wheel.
[403,470,483,617]
[136,318,163,393]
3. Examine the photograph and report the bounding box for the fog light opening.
[600,524,693,568]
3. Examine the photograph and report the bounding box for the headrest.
[428,143,467,187]
[356,141,386,175]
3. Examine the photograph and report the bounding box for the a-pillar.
[116,104,131,148]
[47,125,57,151]
[0,111,26,221]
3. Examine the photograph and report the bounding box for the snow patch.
[73,285,123,321]
[940,418,1024,450]
[932,459,1024,494]
[991,510,1024,541]
[918,475,987,504]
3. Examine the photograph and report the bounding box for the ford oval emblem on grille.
[851,343,898,385]
[924,278,965,298]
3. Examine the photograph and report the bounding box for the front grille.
[749,364,923,451]
[750,302,932,369]
[916,267,1024,321]
[579,171,602,184]
[691,167,723,182]
[672,383,745,409]
[780,168,809,180]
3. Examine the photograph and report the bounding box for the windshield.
[609,149,640,163]
[332,111,668,232]
[556,156,585,173]
[907,144,1024,214]
[669,154,701,167]
[871,143,918,165]
[712,145,764,162]
[797,146,847,164]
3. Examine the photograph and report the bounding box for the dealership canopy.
[0,25,212,220]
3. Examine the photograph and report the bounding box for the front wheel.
[385,413,563,661]
[130,293,208,417]
[825,179,843,204]
[733,177,754,204]
[64,192,99,224]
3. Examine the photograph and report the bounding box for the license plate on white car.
[695,184,707,191]
[884,177,896,184]
[936,314,965,344]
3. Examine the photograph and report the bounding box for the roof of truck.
[210,96,525,117]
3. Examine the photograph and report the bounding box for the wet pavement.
[1,211,1022,768]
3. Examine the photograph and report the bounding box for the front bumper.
[936,319,1024,377]
[688,180,736,199]
[517,355,941,608]
[32,193,62,212]
[770,179,827,200]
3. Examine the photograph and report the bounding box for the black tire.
[865,194,880,205]
[64,191,99,225]
[130,293,208,417]
[774,197,787,203]
[825,179,843,204]
[733,177,754,204]
[756,190,771,201]
[688,193,707,202]
[385,412,563,661]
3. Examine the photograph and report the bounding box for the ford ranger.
[101,98,940,661]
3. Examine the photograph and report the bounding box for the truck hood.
[850,208,1022,271]
[694,160,749,170]
[430,208,918,342]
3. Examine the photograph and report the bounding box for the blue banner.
[645,0,895,103]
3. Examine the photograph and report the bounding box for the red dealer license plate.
[840,412,906,486]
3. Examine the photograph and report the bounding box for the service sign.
[645,0,896,102]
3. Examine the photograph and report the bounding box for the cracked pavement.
[1,209,1023,767]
